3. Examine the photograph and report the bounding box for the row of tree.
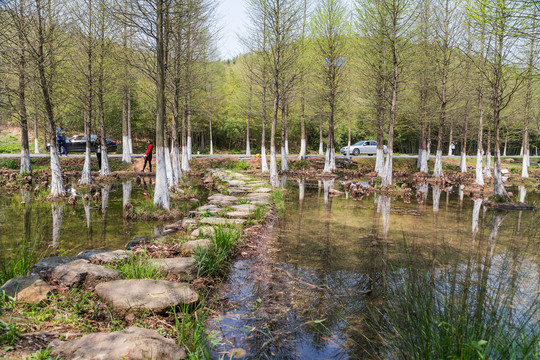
[0,0,538,206]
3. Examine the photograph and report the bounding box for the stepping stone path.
[149,257,198,280]
[51,326,186,360]
[0,275,51,304]
[95,279,199,314]
[51,259,120,288]
[208,193,238,207]
[191,226,215,238]
[30,256,75,276]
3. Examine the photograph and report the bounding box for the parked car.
[47,134,117,153]
[340,140,388,156]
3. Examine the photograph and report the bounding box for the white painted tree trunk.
[420,149,428,173]
[34,137,40,154]
[346,140,351,160]
[51,203,63,247]
[100,145,111,176]
[323,179,334,206]
[181,145,190,173]
[522,149,529,178]
[318,142,324,155]
[209,139,213,155]
[323,146,336,173]
[432,150,444,178]
[298,139,306,160]
[281,145,289,171]
[154,146,171,209]
[20,147,31,173]
[460,152,467,173]
[122,135,131,163]
[375,148,385,174]
[165,146,175,189]
[475,150,484,185]
[172,146,182,183]
[520,146,523,156]
[285,140,289,156]
[298,179,305,201]
[432,185,441,214]
[128,137,133,154]
[49,145,65,197]
[381,151,393,186]
[503,142,507,156]
[427,140,431,159]
[123,180,132,208]
[380,195,391,241]
[483,152,492,178]
[270,146,279,187]
[280,175,288,188]
[79,146,93,185]
[187,136,192,160]
[417,148,422,168]
[261,145,269,173]
[246,140,251,156]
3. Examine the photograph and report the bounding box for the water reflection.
[51,203,63,247]
[208,182,540,359]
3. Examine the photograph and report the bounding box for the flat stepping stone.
[197,204,220,212]
[200,217,246,226]
[228,188,251,195]
[77,250,129,265]
[95,279,199,314]
[0,275,51,304]
[245,192,271,200]
[190,226,215,238]
[230,204,257,212]
[226,211,251,219]
[208,193,238,207]
[181,239,211,255]
[29,256,75,276]
[254,187,272,193]
[50,326,186,360]
[181,218,197,229]
[149,257,197,280]
[51,259,120,288]
[228,180,246,187]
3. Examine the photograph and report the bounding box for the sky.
[216,0,248,59]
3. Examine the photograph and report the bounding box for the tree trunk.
[484,122,492,178]
[153,0,171,209]
[18,33,31,174]
[261,67,268,172]
[281,103,289,171]
[246,78,252,156]
[33,109,39,154]
[460,109,468,173]
[81,0,93,185]
[323,86,336,173]
[181,94,190,172]
[270,78,279,187]
[319,116,324,155]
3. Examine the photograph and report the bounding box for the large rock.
[244,192,271,205]
[95,280,199,314]
[51,259,120,287]
[77,250,129,265]
[50,326,186,360]
[149,257,198,280]
[126,237,150,250]
[29,256,75,276]
[254,187,272,193]
[0,275,51,304]
[228,180,246,187]
[230,204,257,212]
[190,226,215,239]
[181,239,211,255]
[226,211,250,219]
[200,217,245,226]
[181,218,197,229]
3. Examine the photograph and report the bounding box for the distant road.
[0,153,537,159]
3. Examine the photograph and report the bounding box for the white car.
[340,141,388,156]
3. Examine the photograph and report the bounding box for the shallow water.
[208,180,540,359]
[0,178,198,259]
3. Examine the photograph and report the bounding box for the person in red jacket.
[142,139,153,172]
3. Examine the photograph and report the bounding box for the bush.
[0,158,18,170]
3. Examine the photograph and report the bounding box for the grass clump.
[112,250,165,280]
[224,160,250,171]
[250,205,268,223]
[173,302,211,360]
[194,225,241,277]
[0,318,20,345]
[290,159,309,170]
[0,235,45,285]
[271,188,285,213]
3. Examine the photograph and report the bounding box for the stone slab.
[181,239,211,255]
[149,257,197,280]
[200,217,246,226]
[0,275,51,304]
[51,259,120,287]
[29,256,76,276]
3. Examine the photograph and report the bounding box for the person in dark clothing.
[96,138,102,171]
[56,125,68,155]
[142,139,153,172]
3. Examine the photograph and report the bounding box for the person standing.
[96,138,102,171]
[56,125,68,156]
[142,139,153,172]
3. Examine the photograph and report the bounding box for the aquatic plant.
[194,225,241,277]
[112,250,165,280]
[371,240,540,360]
[271,188,285,213]
[0,234,44,285]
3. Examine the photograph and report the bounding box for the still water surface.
[208,179,540,359]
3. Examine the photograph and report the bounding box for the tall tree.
[312,0,350,173]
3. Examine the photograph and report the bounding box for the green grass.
[290,159,310,170]
[25,347,58,360]
[111,250,165,280]
[194,225,241,277]
[250,205,268,223]
[223,160,250,171]
[0,233,45,286]
[271,188,285,213]
[173,301,211,360]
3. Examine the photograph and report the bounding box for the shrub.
[113,251,165,280]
